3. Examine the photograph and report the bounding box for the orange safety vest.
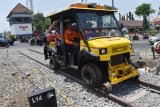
[64,27,82,45]
[46,33,55,43]
[54,32,61,46]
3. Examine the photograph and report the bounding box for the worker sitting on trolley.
[44,21,61,60]
[64,21,82,65]
[47,21,61,44]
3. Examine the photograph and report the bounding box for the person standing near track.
[122,28,131,41]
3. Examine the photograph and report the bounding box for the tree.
[122,15,125,20]
[121,12,134,21]
[131,13,134,20]
[33,13,51,34]
[135,3,155,31]
[128,12,132,20]
[43,18,51,32]
[143,14,149,30]
[126,13,128,20]
[119,13,121,20]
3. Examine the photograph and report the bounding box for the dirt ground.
[7,92,29,107]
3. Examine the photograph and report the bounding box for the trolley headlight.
[130,44,132,49]
[130,44,134,52]
[99,48,107,55]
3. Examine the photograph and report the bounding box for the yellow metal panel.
[111,70,137,84]
[48,42,56,48]
[107,63,138,84]
[88,37,131,49]
[100,55,110,61]
[91,48,99,55]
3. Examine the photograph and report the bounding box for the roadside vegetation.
[148,30,160,36]
[33,13,51,34]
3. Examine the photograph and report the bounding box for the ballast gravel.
[0,43,160,107]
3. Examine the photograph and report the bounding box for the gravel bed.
[138,71,160,86]
[1,45,160,107]
[21,49,121,107]
[0,50,33,107]
[25,48,160,107]
[132,92,160,107]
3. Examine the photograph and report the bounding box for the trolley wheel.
[100,82,112,93]
[49,55,60,70]
[81,63,102,87]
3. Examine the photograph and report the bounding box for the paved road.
[0,41,43,51]
[132,39,152,52]
[0,40,153,54]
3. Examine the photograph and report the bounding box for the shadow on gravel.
[54,67,142,98]
[111,80,140,97]
[54,67,82,82]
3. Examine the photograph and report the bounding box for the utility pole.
[30,0,33,13]
[26,0,34,13]
[112,0,114,9]
[26,0,28,8]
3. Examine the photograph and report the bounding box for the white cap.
[51,30,56,36]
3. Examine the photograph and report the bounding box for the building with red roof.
[6,3,33,38]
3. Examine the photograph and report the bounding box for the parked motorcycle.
[20,36,28,43]
[29,37,43,46]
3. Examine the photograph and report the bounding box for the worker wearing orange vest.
[64,21,82,65]
[64,24,82,45]
[44,21,61,60]
[46,21,61,44]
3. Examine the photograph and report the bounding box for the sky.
[0,0,159,33]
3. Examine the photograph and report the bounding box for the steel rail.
[133,79,160,94]
[27,49,160,103]
[28,49,43,54]
[9,52,40,90]
[18,51,133,107]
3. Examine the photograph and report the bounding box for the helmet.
[122,28,128,35]
[109,29,115,37]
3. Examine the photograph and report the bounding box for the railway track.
[28,49,44,55]
[27,48,160,93]
[132,79,160,94]
[22,49,160,106]
[21,49,133,107]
